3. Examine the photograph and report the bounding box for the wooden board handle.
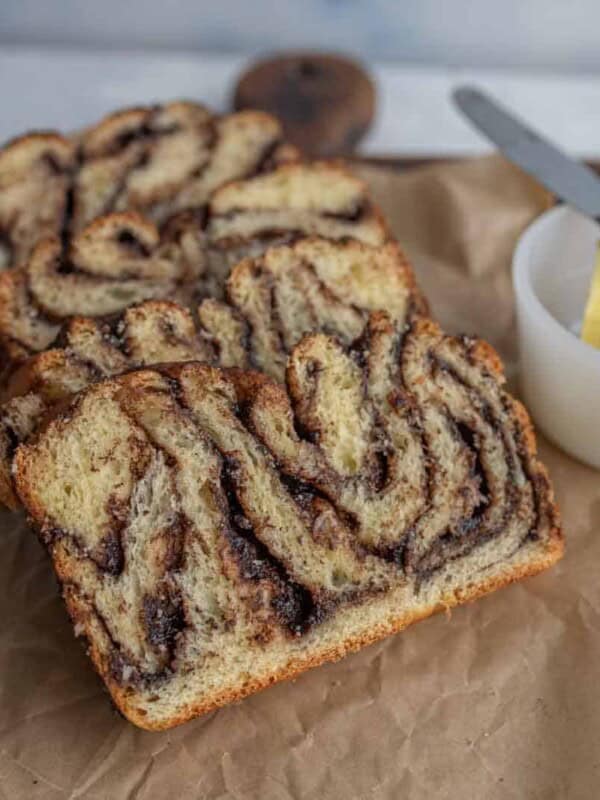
[233,52,376,157]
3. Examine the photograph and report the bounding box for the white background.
[1,1,600,156]
[4,0,600,71]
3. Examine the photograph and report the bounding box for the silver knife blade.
[453,86,600,220]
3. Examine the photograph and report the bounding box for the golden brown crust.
[390,242,429,317]
[512,395,541,456]
[509,394,562,550]
[466,337,505,379]
[0,130,73,162]
[3,349,75,401]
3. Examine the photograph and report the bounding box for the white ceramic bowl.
[513,204,600,469]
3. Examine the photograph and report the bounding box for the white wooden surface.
[2,46,600,158]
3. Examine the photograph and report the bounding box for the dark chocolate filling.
[455,420,490,519]
[116,228,152,258]
[93,527,125,576]
[221,456,321,635]
[142,592,185,653]
[1,419,20,460]
[253,136,285,174]
[60,183,75,249]
[321,200,368,223]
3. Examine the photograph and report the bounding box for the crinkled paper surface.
[1,156,597,800]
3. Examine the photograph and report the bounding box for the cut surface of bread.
[0,212,198,370]
[201,236,425,380]
[0,299,214,509]
[0,101,295,273]
[0,238,422,509]
[195,160,389,298]
[0,160,390,373]
[14,317,563,730]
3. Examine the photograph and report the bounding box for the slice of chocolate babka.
[194,159,388,297]
[13,318,562,730]
[0,101,296,272]
[0,212,199,372]
[0,161,389,375]
[0,238,422,509]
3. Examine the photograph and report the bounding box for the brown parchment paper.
[1,155,598,800]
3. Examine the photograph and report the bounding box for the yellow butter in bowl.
[581,242,600,349]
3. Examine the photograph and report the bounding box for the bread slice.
[0,101,296,273]
[0,160,388,374]
[13,316,563,730]
[0,237,421,509]
[0,212,198,371]
[0,98,297,368]
[73,101,298,230]
[194,160,389,298]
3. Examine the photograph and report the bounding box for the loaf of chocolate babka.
[0,237,423,509]
[0,160,389,374]
[13,316,562,730]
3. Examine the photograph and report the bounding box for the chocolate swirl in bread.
[0,160,388,375]
[0,238,421,509]
[200,236,425,378]
[13,320,562,730]
[0,212,199,375]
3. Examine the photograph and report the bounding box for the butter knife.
[453,86,600,220]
